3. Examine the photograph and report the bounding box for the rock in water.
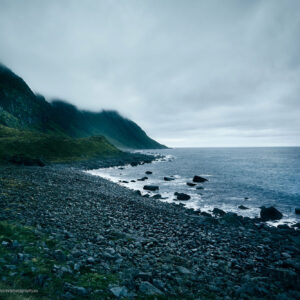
[164,177,175,181]
[143,185,159,191]
[193,175,208,183]
[174,192,191,201]
[186,182,196,187]
[238,205,249,210]
[213,208,226,216]
[260,206,283,221]
[145,171,152,175]
[295,208,300,215]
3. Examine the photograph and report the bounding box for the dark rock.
[174,192,190,201]
[134,190,142,196]
[164,177,175,181]
[260,206,283,221]
[130,162,138,167]
[8,155,46,167]
[200,212,212,217]
[238,205,249,210]
[213,208,226,216]
[137,177,148,181]
[145,171,152,175]
[143,185,159,191]
[196,186,204,190]
[193,175,208,183]
[186,182,196,187]
[151,194,162,199]
[295,208,300,215]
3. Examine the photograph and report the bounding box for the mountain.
[0,64,166,149]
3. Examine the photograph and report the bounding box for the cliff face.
[0,64,166,149]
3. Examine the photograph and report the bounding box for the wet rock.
[130,162,138,167]
[200,211,212,217]
[137,177,148,181]
[186,182,196,187]
[213,208,226,216]
[295,208,300,215]
[174,192,191,201]
[134,190,142,196]
[143,185,159,191]
[164,177,175,181]
[145,171,152,175]
[139,281,164,296]
[151,194,162,199]
[196,186,204,190]
[260,206,283,221]
[193,175,208,183]
[238,205,249,210]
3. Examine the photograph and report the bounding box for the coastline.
[0,159,299,299]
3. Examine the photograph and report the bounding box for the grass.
[0,221,119,299]
[0,124,122,164]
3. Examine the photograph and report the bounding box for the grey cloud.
[0,0,299,146]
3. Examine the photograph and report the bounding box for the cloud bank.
[0,0,299,146]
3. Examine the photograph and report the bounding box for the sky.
[0,0,299,147]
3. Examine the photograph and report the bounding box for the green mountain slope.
[0,64,166,149]
[0,124,121,164]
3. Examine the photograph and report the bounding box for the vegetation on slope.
[0,64,166,149]
[0,125,121,164]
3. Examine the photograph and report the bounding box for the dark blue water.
[88,147,300,225]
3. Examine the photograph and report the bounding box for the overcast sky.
[0,0,299,147]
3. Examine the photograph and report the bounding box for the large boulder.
[260,206,283,221]
[174,192,191,201]
[143,185,159,191]
[164,176,175,181]
[213,208,226,216]
[193,175,208,183]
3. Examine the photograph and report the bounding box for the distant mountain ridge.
[0,64,166,149]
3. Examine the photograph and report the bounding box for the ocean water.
[87,147,300,225]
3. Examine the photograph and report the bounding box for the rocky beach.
[0,157,299,299]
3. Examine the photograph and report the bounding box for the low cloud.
[0,0,299,146]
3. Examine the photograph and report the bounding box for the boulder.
[193,175,208,183]
[145,171,152,175]
[130,162,138,167]
[260,206,283,221]
[110,286,128,298]
[295,208,300,215]
[174,192,190,201]
[196,186,204,190]
[139,281,164,296]
[238,205,249,210]
[143,185,159,191]
[137,177,148,181]
[152,194,162,199]
[164,177,175,181]
[186,182,196,187]
[212,208,226,216]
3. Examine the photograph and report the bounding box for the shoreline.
[0,159,299,299]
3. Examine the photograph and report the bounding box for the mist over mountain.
[0,64,166,149]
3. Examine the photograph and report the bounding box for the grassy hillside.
[0,64,166,149]
[0,125,121,164]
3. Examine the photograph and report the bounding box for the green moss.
[0,124,122,164]
[0,221,119,299]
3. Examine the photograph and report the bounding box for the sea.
[87,147,300,226]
